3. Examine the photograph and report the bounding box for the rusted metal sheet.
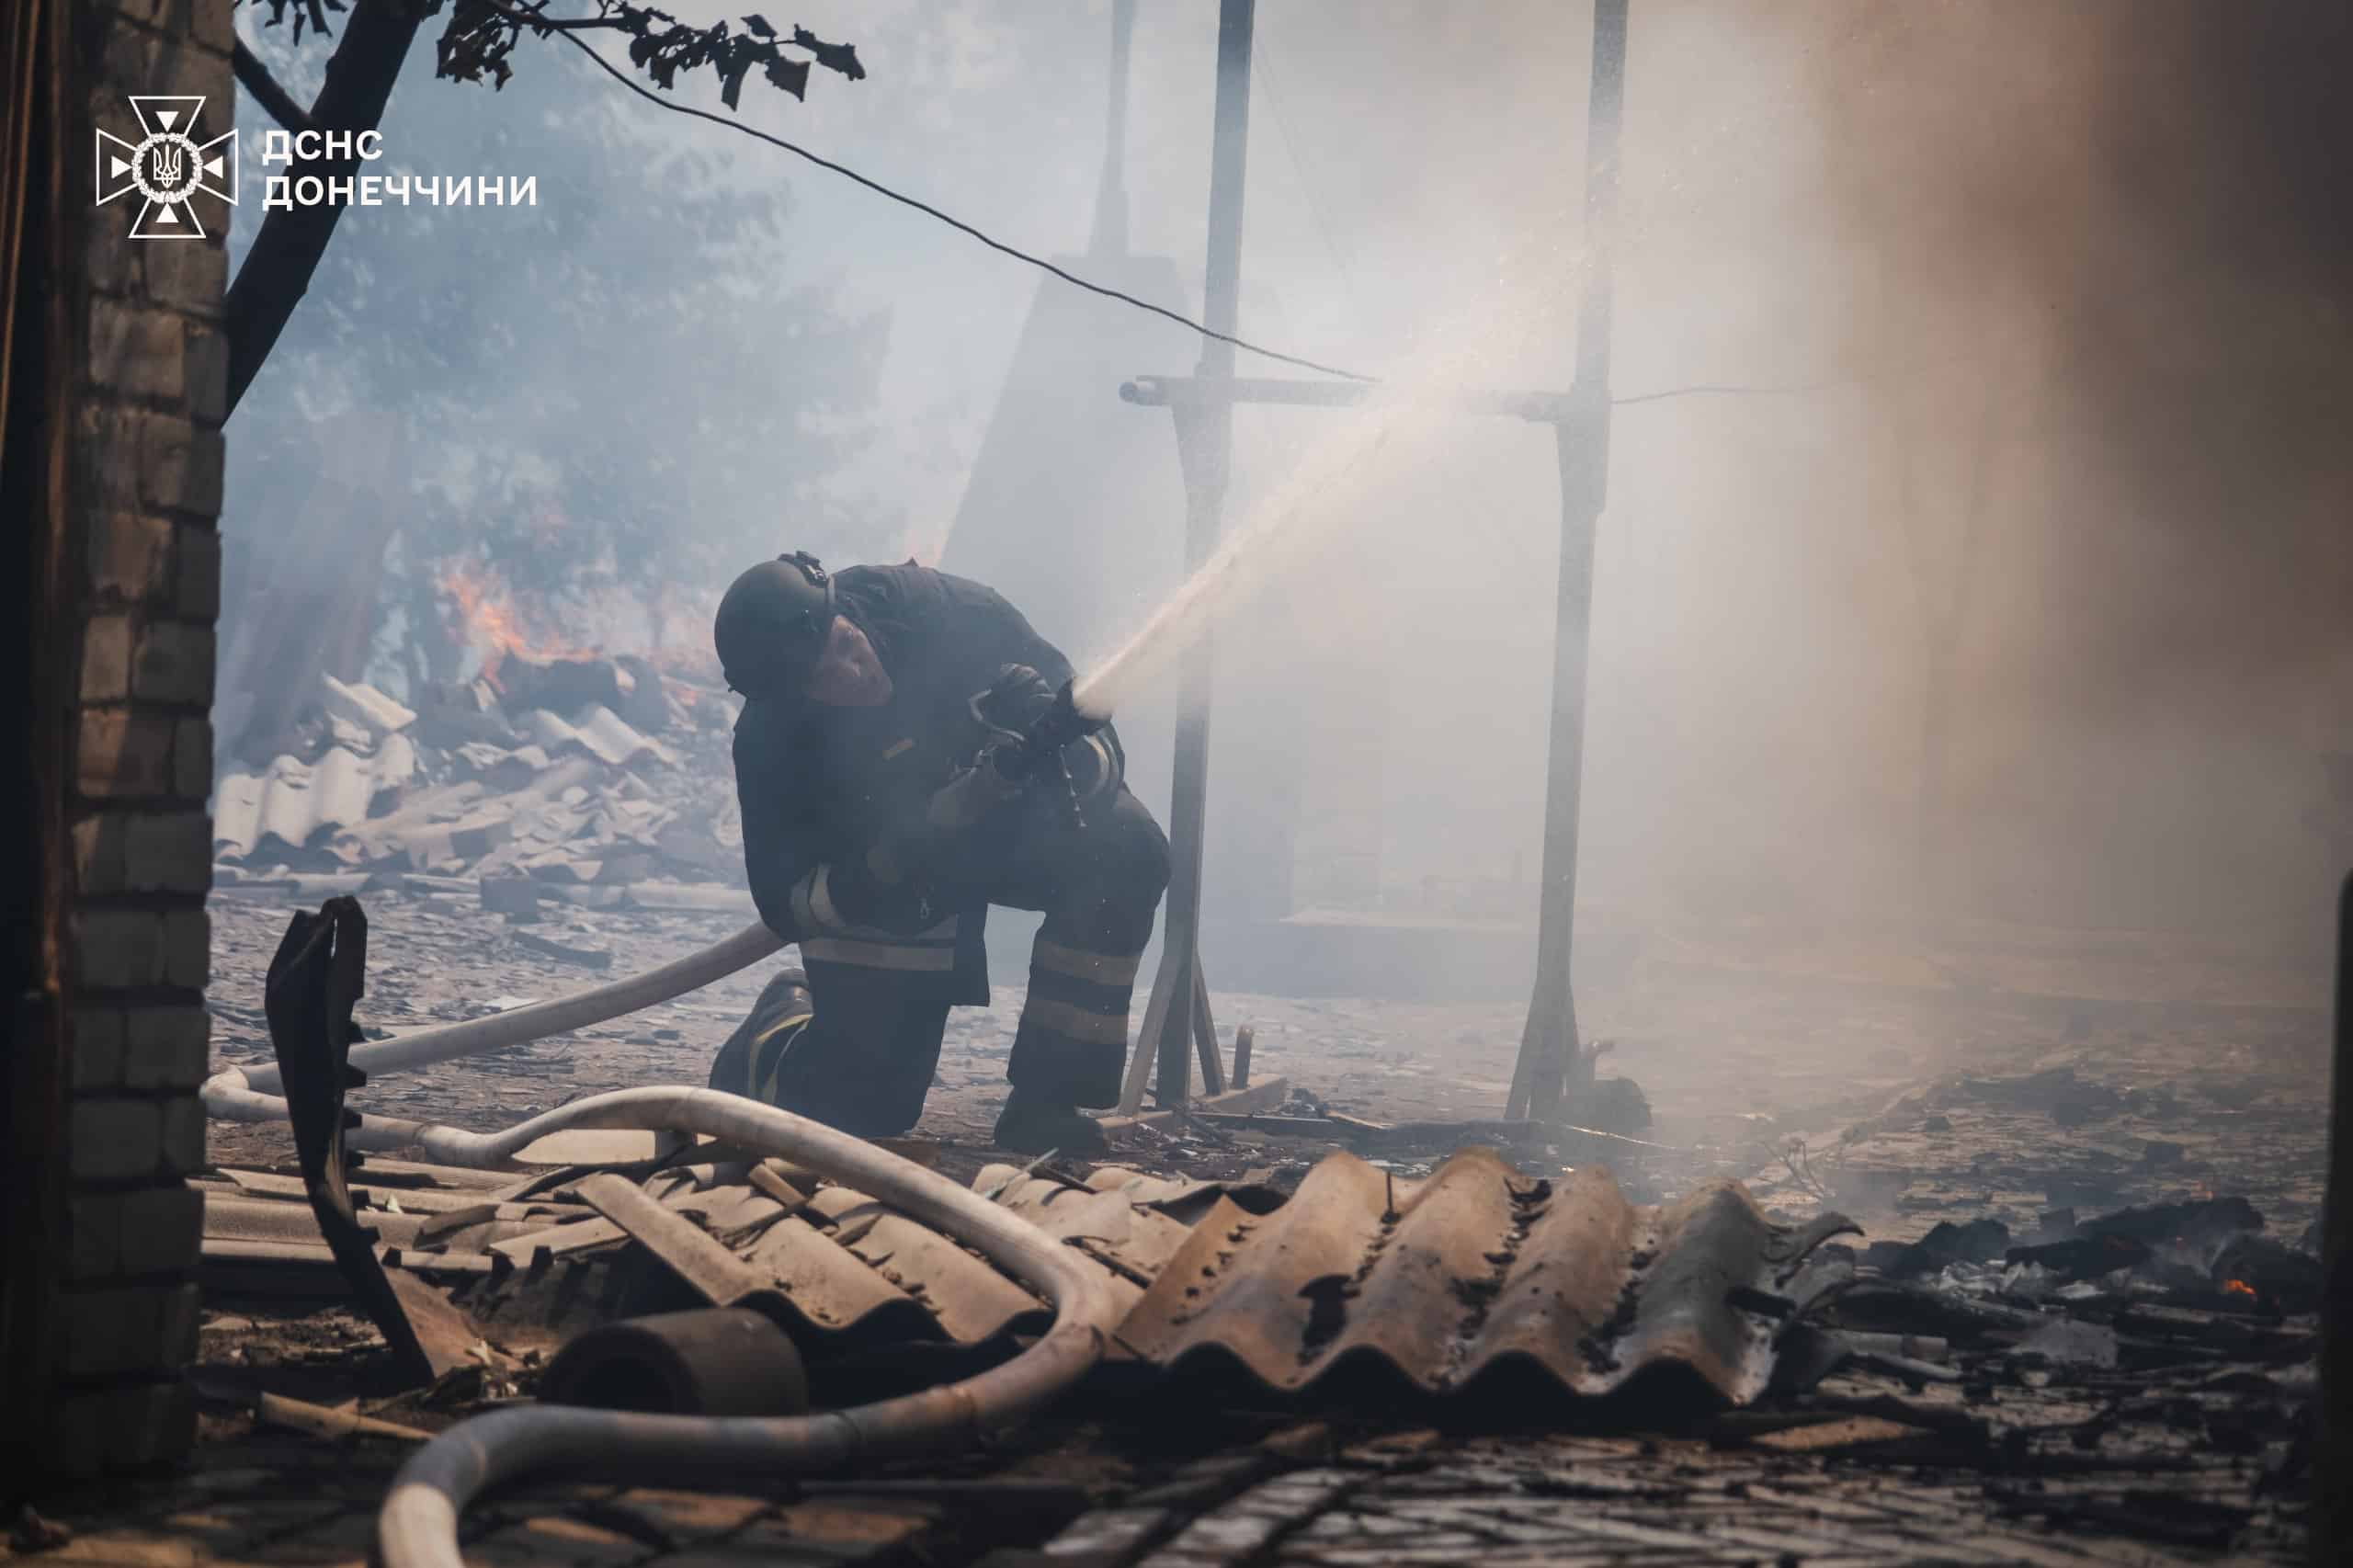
[574,1172,780,1312]
[1077,1165,1289,1221]
[199,1176,585,1233]
[1456,1163,1635,1385]
[804,1186,1046,1342]
[213,1168,531,1216]
[978,1166,1197,1294]
[1116,1148,1854,1403]
[736,1214,939,1339]
[203,1191,430,1250]
[490,1214,631,1263]
[1084,1166,1223,1205]
[199,1129,1838,1407]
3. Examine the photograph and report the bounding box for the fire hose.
[199,920,789,1159]
[216,921,788,1098]
[195,693,1132,1559]
[373,1086,1124,1568]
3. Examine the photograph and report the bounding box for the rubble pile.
[189,1142,1845,1410]
[211,655,752,911]
[178,1144,2318,1563]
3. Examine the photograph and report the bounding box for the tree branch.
[232,39,320,137]
[223,0,424,417]
[224,0,862,416]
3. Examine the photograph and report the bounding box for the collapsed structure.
[211,656,746,904]
[159,893,2336,1566]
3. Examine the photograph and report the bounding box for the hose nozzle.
[1010,680,1106,832]
[1018,679,1102,763]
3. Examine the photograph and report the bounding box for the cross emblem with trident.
[96,96,238,239]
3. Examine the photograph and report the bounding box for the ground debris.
[1984,1483,2256,1551]
[512,928,614,970]
[176,874,2325,1564]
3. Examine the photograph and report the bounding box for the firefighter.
[705,551,1169,1156]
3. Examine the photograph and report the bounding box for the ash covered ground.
[135,889,2335,1568]
[200,883,2332,1244]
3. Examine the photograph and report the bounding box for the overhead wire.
[488,0,1374,383]
[494,0,1847,416]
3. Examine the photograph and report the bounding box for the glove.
[973,664,1056,739]
[860,762,1016,899]
[921,750,1028,840]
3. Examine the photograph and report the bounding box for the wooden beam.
[1097,1075,1290,1135]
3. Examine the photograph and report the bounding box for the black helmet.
[714,551,836,698]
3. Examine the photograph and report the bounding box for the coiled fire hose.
[375,1086,1123,1568]
[203,687,1137,1560]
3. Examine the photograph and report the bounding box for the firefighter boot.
[708,967,813,1104]
[992,1087,1109,1158]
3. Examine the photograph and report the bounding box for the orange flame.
[435,561,727,703]
[2222,1278,2257,1301]
[437,561,594,687]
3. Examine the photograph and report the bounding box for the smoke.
[1766,1,2353,936]
[223,0,2353,979]
[1812,2,2353,684]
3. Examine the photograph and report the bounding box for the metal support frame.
[1118,369,1583,1123]
[1122,0,1629,1120]
[1507,0,1630,1124]
[1119,0,1256,1116]
[1087,0,1135,262]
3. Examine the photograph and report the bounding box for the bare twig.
[1780,1137,1836,1202]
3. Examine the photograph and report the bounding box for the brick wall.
[44,0,233,1476]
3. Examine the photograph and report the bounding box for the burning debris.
[1854,1194,2320,1319]
[209,549,753,911]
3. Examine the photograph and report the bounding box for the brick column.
[41,0,233,1476]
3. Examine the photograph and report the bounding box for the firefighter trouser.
[715,787,1170,1137]
[707,969,952,1138]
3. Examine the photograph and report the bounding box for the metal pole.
[1087,0,1135,261]
[2319,869,2352,1566]
[1508,0,1629,1123]
[1130,0,1253,1113]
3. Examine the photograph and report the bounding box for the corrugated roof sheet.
[202,1149,1850,1411]
[1115,1152,1852,1403]
[321,675,417,738]
[519,706,678,770]
[212,738,416,863]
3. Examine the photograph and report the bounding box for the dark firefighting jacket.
[733,562,1122,1003]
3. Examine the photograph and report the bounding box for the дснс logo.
[96,96,237,239]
